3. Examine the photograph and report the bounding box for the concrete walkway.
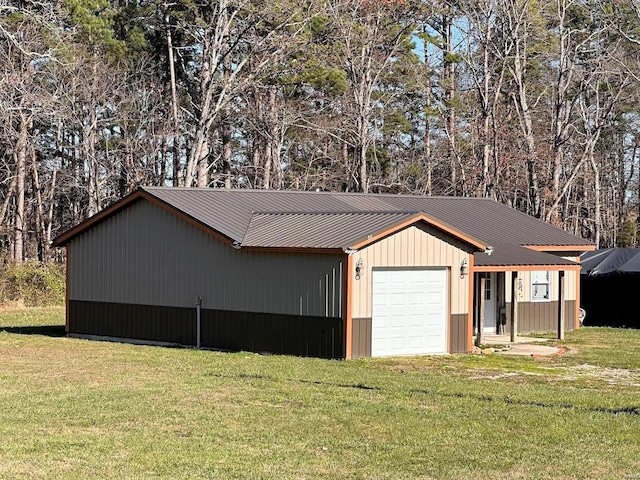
[477,334,564,357]
[497,343,564,356]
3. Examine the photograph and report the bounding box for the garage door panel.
[371,269,447,357]
[391,292,406,306]
[390,316,406,328]
[408,292,424,305]
[390,271,406,283]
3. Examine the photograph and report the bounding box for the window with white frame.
[531,271,550,302]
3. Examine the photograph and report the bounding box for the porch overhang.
[472,244,580,273]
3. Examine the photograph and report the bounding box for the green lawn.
[1,308,639,479]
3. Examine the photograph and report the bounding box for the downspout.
[196,296,202,349]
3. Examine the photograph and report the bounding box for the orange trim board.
[474,264,580,273]
[575,272,581,329]
[467,254,474,352]
[349,212,488,251]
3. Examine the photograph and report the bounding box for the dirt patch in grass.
[562,364,640,386]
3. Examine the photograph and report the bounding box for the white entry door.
[482,273,496,333]
[371,269,448,357]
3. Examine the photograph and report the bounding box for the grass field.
[1,308,639,479]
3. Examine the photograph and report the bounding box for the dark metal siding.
[351,317,372,358]
[449,314,468,353]
[505,300,576,334]
[200,309,342,359]
[69,300,343,359]
[69,200,344,316]
[69,300,195,344]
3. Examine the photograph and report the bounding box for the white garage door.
[371,269,447,357]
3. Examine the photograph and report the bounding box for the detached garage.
[54,187,592,359]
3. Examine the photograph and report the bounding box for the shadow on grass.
[0,325,66,337]
[210,373,640,417]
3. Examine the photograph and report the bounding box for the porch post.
[510,271,518,342]
[477,274,485,346]
[558,270,565,340]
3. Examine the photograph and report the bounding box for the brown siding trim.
[68,300,344,359]
[351,317,372,358]
[450,314,468,353]
[504,300,577,334]
[349,213,487,251]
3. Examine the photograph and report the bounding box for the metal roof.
[474,244,579,268]
[54,188,593,265]
[242,212,415,249]
[142,187,593,249]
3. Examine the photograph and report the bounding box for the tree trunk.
[443,15,457,196]
[45,154,58,255]
[252,135,261,188]
[87,105,99,216]
[263,130,272,190]
[14,113,27,264]
[165,5,181,187]
[32,147,46,262]
[196,137,208,188]
[87,57,100,216]
[513,56,540,217]
[222,105,232,189]
[591,154,601,247]
[267,86,283,190]
[342,138,351,192]
[423,33,432,196]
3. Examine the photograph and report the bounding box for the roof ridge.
[140,186,495,201]
[250,210,417,215]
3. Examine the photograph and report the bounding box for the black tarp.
[580,248,640,328]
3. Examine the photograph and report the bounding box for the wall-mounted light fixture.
[355,258,364,280]
[460,258,468,278]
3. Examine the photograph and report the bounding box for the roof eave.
[239,246,345,254]
[473,263,581,272]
